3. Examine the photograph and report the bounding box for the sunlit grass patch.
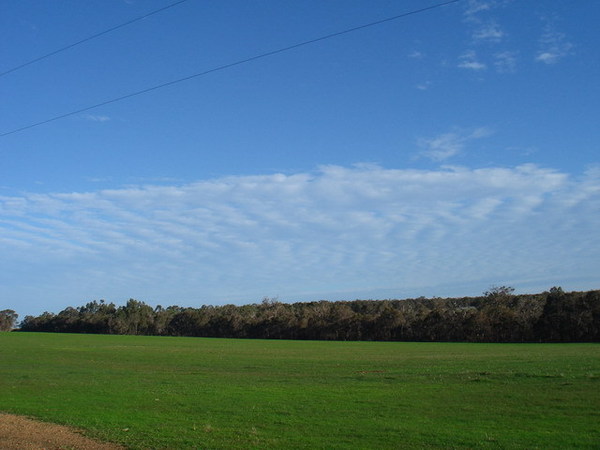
[1,333,599,448]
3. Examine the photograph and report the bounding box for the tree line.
[15,287,600,342]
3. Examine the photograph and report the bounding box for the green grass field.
[1,332,599,448]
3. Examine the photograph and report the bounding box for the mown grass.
[0,332,599,448]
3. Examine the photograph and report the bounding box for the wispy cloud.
[2,164,598,315]
[408,50,424,59]
[463,3,572,70]
[494,51,517,73]
[464,0,496,18]
[83,114,111,122]
[472,22,504,43]
[535,20,573,64]
[418,127,493,161]
[458,50,487,71]
[463,1,507,42]
[459,0,521,76]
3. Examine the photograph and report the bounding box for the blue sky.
[1,0,599,318]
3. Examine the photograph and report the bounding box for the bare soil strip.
[0,414,125,450]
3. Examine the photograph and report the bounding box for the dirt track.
[0,414,124,450]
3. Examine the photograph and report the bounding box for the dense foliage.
[0,309,18,331]
[17,288,600,342]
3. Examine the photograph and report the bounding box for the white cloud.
[459,61,487,71]
[458,50,487,70]
[83,114,111,122]
[535,21,573,65]
[416,81,431,91]
[418,127,493,161]
[463,0,507,43]
[1,164,598,316]
[464,0,496,19]
[494,51,517,73]
[473,22,505,42]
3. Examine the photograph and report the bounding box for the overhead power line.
[0,0,460,138]
[0,0,189,79]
